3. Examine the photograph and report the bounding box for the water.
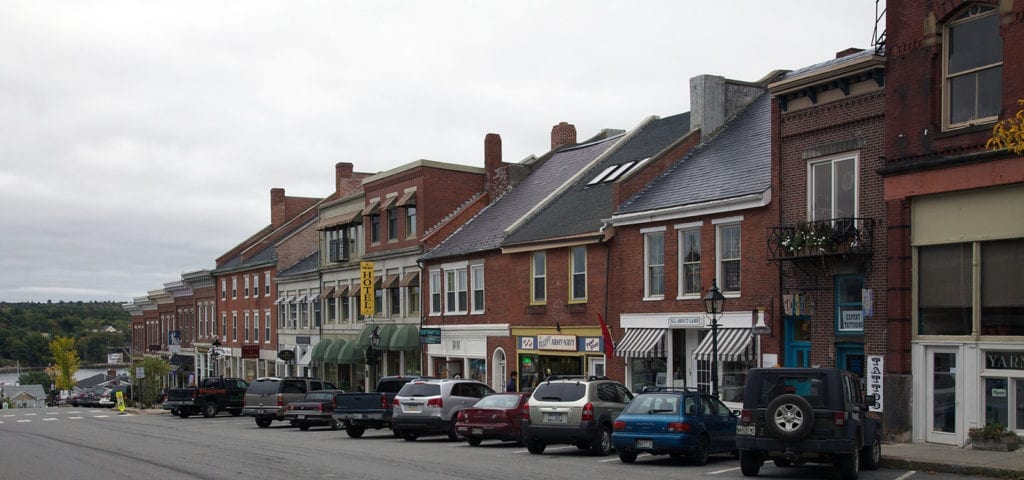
[0,368,125,387]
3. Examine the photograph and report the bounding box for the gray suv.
[391,378,494,441]
[242,377,337,428]
[524,376,634,455]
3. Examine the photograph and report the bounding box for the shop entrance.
[927,347,960,444]
[785,316,811,367]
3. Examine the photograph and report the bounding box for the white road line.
[598,457,621,463]
[93,415,110,418]
[43,418,58,422]
[24,413,37,416]
[709,466,741,475]
[2,414,14,417]
[68,417,83,419]
[17,419,31,423]
[894,471,917,480]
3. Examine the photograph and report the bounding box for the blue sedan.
[611,389,738,465]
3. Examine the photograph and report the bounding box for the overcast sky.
[0,1,882,303]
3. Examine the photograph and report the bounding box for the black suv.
[735,368,881,480]
[242,377,337,428]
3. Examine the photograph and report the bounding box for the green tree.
[133,356,171,408]
[18,371,54,395]
[49,336,80,393]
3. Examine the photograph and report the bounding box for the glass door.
[785,316,811,367]
[927,348,960,444]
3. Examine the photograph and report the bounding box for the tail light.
[316,404,324,412]
[834,412,846,426]
[667,422,693,432]
[276,394,284,407]
[581,402,594,422]
[740,409,752,425]
[457,411,468,422]
[393,397,400,406]
[613,420,626,431]
[519,402,530,418]
[427,397,443,408]
[381,393,389,410]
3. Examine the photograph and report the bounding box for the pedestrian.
[506,371,517,392]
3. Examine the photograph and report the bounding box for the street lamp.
[210,338,222,378]
[703,278,726,398]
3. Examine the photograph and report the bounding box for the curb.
[881,457,1024,479]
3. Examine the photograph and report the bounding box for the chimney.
[271,188,286,227]
[484,133,506,202]
[335,162,354,195]
[550,122,577,150]
[690,74,762,138]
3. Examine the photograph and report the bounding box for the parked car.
[456,392,530,446]
[242,377,337,428]
[523,376,633,456]
[391,378,494,441]
[735,368,881,480]
[165,377,248,418]
[334,375,424,438]
[284,390,345,431]
[611,388,738,465]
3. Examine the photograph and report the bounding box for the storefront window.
[985,377,1009,428]
[469,358,487,383]
[836,275,864,334]
[722,360,750,403]
[519,354,539,392]
[385,351,400,377]
[981,239,1024,335]
[629,356,667,393]
[403,351,421,376]
[919,243,973,335]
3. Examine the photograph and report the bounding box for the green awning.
[354,324,377,348]
[310,339,334,362]
[376,324,397,351]
[324,339,346,364]
[337,340,364,365]
[389,324,422,351]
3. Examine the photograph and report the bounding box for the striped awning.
[692,328,753,362]
[318,287,336,299]
[615,328,666,358]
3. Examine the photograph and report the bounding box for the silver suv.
[242,377,337,428]
[524,376,634,455]
[391,378,494,441]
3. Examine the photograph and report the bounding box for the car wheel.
[739,450,762,477]
[402,432,419,441]
[836,447,860,480]
[202,402,217,418]
[255,417,272,428]
[177,409,190,419]
[345,425,366,438]
[526,437,545,454]
[590,426,613,456]
[298,422,310,431]
[860,436,881,470]
[618,450,638,463]
[692,435,709,466]
[466,436,482,447]
[765,394,815,441]
[448,420,465,441]
[773,458,793,467]
[330,418,343,431]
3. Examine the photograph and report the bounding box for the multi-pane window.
[370,214,380,243]
[645,231,665,298]
[231,277,237,299]
[390,285,401,315]
[836,275,865,334]
[244,312,250,342]
[430,270,442,314]
[253,274,259,297]
[944,4,1002,129]
[408,284,420,315]
[341,296,351,322]
[244,276,250,298]
[531,251,546,304]
[253,309,260,342]
[264,272,271,296]
[221,313,226,340]
[471,265,485,313]
[264,310,271,343]
[446,268,468,313]
[326,228,346,262]
[221,279,227,300]
[679,227,701,296]
[810,155,857,221]
[570,246,586,302]
[374,286,383,315]
[718,223,741,293]
[406,206,417,237]
[231,312,238,341]
[388,208,398,241]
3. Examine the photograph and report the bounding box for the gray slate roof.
[503,112,691,245]
[617,93,770,214]
[1,384,45,399]
[421,135,623,261]
[278,251,319,278]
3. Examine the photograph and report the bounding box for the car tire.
[765,394,815,441]
[391,428,401,438]
[346,425,366,438]
[448,420,464,441]
[466,436,482,447]
[740,450,762,477]
[618,450,638,463]
[177,409,190,419]
[692,435,709,466]
[402,432,419,441]
[202,402,217,418]
[860,436,881,470]
[526,437,545,454]
[298,422,310,431]
[590,426,613,456]
[255,417,272,428]
[836,447,859,480]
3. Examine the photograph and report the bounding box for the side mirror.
[731,409,741,418]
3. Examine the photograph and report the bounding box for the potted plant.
[969,422,1020,451]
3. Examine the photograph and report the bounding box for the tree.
[49,336,80,394]
[18,371,54,395]
[133,356,171,408]
[987,99,1024,154]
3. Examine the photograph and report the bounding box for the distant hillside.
[0,301,130,367]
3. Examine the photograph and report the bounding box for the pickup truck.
[333,376,422,438]
[165,377,249,418]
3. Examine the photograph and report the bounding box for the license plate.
[297,415,305,420]
[405,405,421,413]
[472,428,483,435]
[543,413,566,423]
[636,439,653,449]
[736,425,755,436]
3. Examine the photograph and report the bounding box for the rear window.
[304,391,334,401]
[246,379,281,395]
[281,379,307,394]
[751,373,829,408]
[532,383,586,402]
[623,393,680,415]
[378,379,412,393]
[474,394,522,409]
[397,383,441,397]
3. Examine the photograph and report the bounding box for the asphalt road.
[0,407,997,480]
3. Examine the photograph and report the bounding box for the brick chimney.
[270,187,286,227]
[690,74,762,138]
[551,122,577,150]
[485,133,508,202]
[334,162,364,197]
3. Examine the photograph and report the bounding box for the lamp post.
[210,338,221,378]
[366,326,382,388]
[703,278,726,398]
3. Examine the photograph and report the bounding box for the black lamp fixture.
[370,326,381,350]
[365,326,382,366]
[703,278,726,398]
[210,338,222,376]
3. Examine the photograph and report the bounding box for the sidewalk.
[882,441,1024,479]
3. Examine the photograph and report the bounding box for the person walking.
[506,371,517,392]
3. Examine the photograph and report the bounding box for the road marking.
[43,418,58,421]
[598,457,621,463]
[2,414,14,417]
[17,420,31,423]
[94,415,110,418]
[894,471,917,480]
[709,466,741,475]
[24,413,37,416]
[68,417,83,419]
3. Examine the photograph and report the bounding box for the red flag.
[597,313,615,358]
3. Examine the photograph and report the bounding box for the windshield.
[753,373,829,408]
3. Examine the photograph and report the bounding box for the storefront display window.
[629,356,666,393]
[404,351,421,376]
[385,351,400,377]
[468,358,487,383]
[721,360,749,403]
[985,377,1009,428]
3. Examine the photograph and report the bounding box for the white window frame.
[942,4,1002,131]
[264,310,271,343]
[643,227,666,300]
[221,279,227,300]
[429,269,442,315]
[231,277,238,299]
[231,312,238,341]
[714,217,743,296]
[264,272,271,296]
[244,275,250,298]
[253,274,259,298]
[808,153,859,221]
[676,221,703,298]
[531,251,547,304]
[569,246,587,302]
[446,268,468,314]
[244,311,250,342]
[471,264,485,313]
[252,309,260,343]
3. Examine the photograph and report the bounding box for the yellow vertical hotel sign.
[360,262,375,316]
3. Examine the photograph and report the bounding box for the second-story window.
[446,268,468,313]
[644,230,665,298]
[244,276,250,298]
[221,279,227,300]
[253,274,259,297]
[944,4,1002,130]
[231,312,238,341]
[471,264,485,313]
[388,208,398,241]
[231,277,237,299]
[430,270,442,314]
[406,206,417,238]
[244,312,250,342]
[264,310,271,343]
[370,214,381,243]
[264,272,271,296]
[253,309,260,342]
[717,222,742,294]
[810,154,857,221]
[679,226,701,296]
[531,251,546,304]
[570,246,587,302]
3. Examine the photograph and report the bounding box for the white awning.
[274,296,294,305]
[692,328,753,362]
[615,328,666,358]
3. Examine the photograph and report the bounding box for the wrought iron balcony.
[768,217,874,261]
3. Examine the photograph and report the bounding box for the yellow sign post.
[360,261,375,316]
[115,390,126,414]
